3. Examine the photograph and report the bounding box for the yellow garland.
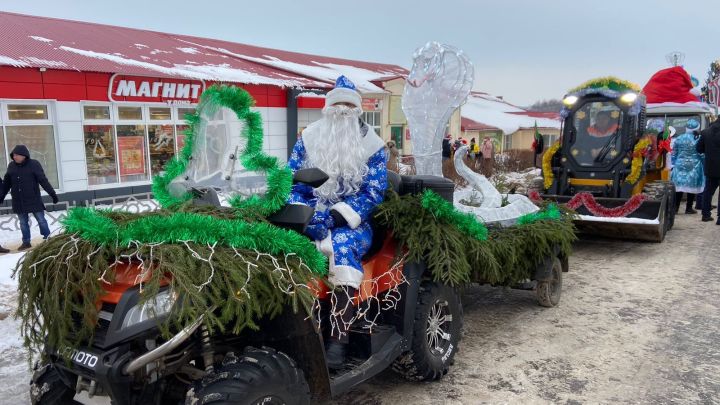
[625,138,651,184]
[567,76,641,94]
[542,140,562,190]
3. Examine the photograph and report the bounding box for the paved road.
[2,212,718,404]
[333,212,720,404]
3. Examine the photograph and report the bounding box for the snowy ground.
[1,193,718,404]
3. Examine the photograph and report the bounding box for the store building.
[0,11,408,204]
[460,92,561,153]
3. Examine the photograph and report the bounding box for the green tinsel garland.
[421,190,489,241]
[152,85,293,216]
[567,76,641,94]
[15,234,319,359]
[375,192,576,287]
[517,203,561,225]
[376,192,499,286]
[61,207,327,275]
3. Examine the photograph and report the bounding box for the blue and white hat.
[325,76,362,109]
[686,118,700,130]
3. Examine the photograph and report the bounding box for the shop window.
[118,106,143,120]
[149,107,172,121]
[83,105,111,120]
[5,125,59,188]
[0,127,6,178]
[177,108,196,121]
[84,125,117,185]
[115,124,148,182]
[148,124,175,175]
[7,104,48,120]
[176,124,189,152]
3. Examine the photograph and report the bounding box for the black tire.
[536,256,563,307]
[30,363,80,405]
[392,282,463,381]
[186,347,310,405]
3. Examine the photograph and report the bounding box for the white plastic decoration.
[403,42,474,176]
[453,146,540,227]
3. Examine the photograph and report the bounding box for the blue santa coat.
[287,130,387,289]
[671,132,705,194]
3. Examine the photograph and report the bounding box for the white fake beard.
[309,105,368,204]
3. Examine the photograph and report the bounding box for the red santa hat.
[643,66,699,104]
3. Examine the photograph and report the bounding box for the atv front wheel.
[536,256,563,307]
[392,282,463,381]
[30,363,80,405]
[186,346,310,405]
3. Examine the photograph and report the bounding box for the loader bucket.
[542,195,668,243]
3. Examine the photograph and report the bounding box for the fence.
[0,192,160,233]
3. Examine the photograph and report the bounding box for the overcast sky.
[2,0,718,105]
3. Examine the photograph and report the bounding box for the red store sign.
[109,74,205,104]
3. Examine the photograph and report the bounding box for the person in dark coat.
[442,134,452,161]
[697,118,720,223]
[0,177,8,253]
[0,145,58,249]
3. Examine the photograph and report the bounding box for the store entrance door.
[390,126,403,149]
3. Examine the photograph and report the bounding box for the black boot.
[325,340,347,370]
[685,207,698,214]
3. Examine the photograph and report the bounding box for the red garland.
[658,139,672,154]
[528,190,543,203]
[566,192,647,217]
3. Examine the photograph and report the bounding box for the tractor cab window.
[647,115,701,138]
[570,101,624,167]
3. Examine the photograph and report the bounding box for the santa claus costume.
[287,76,387,368]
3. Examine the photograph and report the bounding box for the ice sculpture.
[453,146,539,227]
[403,42,474,176]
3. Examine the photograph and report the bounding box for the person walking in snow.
[0,145,58,250]
[670,119,704,214]
[0,177,8,254]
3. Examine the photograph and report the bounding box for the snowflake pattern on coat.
[288,137,387,287]
[671,133,705,194]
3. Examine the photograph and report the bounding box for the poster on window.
[118,136,146,176]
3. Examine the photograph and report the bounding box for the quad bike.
[30,170,465,405]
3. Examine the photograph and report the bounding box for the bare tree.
[525,99,563,112]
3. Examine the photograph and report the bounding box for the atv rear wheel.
[536,256,563,307]
[392,282,462,381]
[185,346,310,405]
[30,363,80,405]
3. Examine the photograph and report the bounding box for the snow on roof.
[29,35,53,43]
[461,92,561,135]
[0,11,407,92]
[297,92,326,98]
[461,117,499,131]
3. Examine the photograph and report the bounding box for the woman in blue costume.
[671,119,704,214]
